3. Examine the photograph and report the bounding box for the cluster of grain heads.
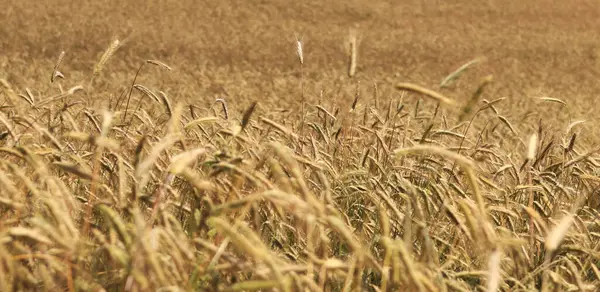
[118,59,173,124]
[1,39,600,291]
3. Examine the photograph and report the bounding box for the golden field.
[1,0,600,291]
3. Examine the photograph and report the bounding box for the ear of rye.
[94,39,121,76]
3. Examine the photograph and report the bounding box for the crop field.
[2,0,600,291]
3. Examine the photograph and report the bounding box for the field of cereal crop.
[1,0,600,290]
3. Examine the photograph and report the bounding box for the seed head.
[527,133,538,161]
[296,39,304,65]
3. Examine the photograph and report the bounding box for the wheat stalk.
[93,38,121,76]
[51,51,65,83]
[395,83,456,105]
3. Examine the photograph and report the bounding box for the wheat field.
[1,0,600,291]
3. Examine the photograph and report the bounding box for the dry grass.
[1,0,600,291]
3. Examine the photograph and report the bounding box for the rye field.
[2,0,600,291]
